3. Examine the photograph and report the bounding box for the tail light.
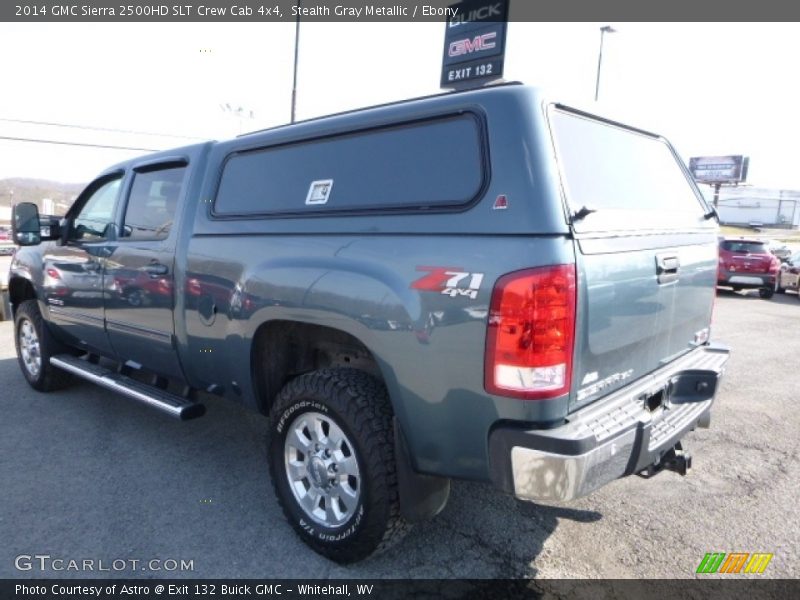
[45,268,61,280]
[186,277,202,296]
[485,265,576,400]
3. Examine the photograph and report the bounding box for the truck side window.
[71,178,122,242]
[214,113,484,216]
[122,165,186,241]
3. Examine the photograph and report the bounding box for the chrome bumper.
[489,344,730,502]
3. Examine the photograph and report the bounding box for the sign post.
[441,0,509,90]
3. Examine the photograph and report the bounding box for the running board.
[50,355,205,420]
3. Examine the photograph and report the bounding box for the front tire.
[268,368,408,563]
[14,299,73,391]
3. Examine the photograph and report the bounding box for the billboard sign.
[689,155,749,184]
[441,0,509,89]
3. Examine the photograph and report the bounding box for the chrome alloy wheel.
[18,318,42,379]
[283,411,362,527]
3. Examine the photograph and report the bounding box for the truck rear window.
[213,113,485,216]
[720,241,766,253]
[550,109,705,229]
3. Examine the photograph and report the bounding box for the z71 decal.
[411,266,485,299]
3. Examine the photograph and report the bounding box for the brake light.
[485,265,576,400]
[186,278,202,296]
[45,268,61,280]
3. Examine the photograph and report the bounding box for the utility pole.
[291,0,301,123]
[594,25,616,102]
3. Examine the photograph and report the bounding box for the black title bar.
[4,0,800,22]
[4,579,800,600]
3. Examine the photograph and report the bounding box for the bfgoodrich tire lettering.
[268,368,409,563]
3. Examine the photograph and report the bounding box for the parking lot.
[1,290,798,579]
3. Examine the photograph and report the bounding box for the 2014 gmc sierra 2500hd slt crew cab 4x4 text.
[8,84,729,563]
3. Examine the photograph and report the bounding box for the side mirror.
[12,202,41,246]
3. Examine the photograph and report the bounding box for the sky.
[1,21,799,192]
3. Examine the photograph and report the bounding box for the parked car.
[766,239,792,262]
[776,251,800,298]
[717,238,780,298]
[109,267,174,308]
[42,260,106,307]
[0,227,15,255]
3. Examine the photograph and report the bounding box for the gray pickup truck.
[8,84,729,563]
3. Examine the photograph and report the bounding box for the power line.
[0,117,205,140]
[0,135,159,152]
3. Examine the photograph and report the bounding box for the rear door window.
[121,165,186,241]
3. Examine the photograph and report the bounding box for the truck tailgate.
[572,234,717,410]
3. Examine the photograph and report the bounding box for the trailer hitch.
[638,441,692,478]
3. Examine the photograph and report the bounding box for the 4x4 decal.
[411,266,484,299]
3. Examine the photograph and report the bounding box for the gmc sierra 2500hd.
[9,84,729,562]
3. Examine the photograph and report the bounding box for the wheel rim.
[18,318,42,378]
[283,410,362,527]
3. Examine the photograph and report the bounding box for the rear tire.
[14,299,73,391]
[759,287,774,299]
[268,368,409,563]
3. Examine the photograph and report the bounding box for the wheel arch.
[250,319,391,417]
[8,276,37,316]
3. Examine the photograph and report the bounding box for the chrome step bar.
[50,355,205,420]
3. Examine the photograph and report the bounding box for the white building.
[708,187,800,228]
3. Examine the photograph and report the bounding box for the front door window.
[71,178,122,242]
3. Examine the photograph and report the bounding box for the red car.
[717,238,780,298]
[0,227,14,255]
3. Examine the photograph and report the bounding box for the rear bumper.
[488,343,730,502]
[717,270,774,288]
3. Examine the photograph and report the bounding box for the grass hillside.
[0,178,84,212]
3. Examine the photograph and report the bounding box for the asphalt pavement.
[1,290,798,578]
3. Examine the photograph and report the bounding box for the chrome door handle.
[655,253,680,284]
[145,263,168,277]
